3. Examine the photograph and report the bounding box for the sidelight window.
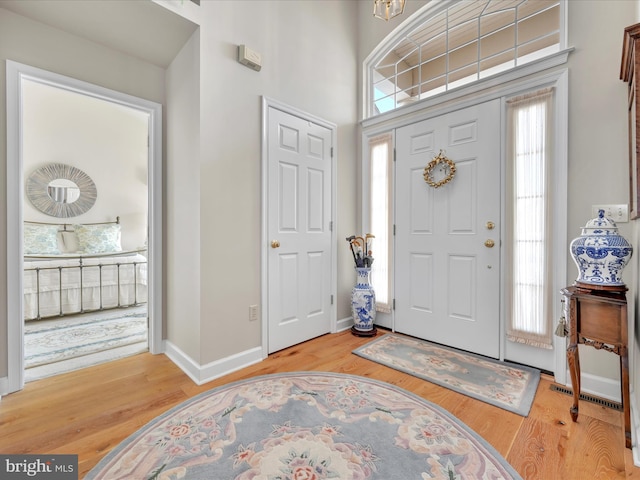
[506,87,555,349]
[369,133,393,313]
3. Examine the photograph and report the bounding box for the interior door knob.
[484,239,495,248]
[271,240,281,248]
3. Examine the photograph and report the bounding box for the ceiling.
[0,0,199,68]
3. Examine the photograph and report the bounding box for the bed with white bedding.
[23,219,147,321]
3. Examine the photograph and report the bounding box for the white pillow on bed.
[24,224,61,255]
[74,223,122,254]
[59,230,79,253]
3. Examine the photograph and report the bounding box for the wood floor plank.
[0,329,637,479]
[507,415,569,479]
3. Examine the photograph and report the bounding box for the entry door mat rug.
[24,305,148,380]
[86,372,522,480]
[353,334,540,417]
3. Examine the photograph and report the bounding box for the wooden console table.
[561,284,630,448]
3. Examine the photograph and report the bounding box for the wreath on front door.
[423,150,456,188]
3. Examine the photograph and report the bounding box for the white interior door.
[395,100,501,358]
[266,104,333,353]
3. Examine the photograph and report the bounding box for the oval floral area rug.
[86,372,522,480]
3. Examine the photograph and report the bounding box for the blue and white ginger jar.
[569,210,633,286]
[351,267,376,332]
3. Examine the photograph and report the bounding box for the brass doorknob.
[484,239,495,248]
[271,240,281,248]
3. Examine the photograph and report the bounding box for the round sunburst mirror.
[26,163,97,218]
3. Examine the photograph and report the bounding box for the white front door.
[395,99,501,358]
[266,104,333,353]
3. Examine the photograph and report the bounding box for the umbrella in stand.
[345,236,358,265]
[364,233,375,267]
[354,236,366,267]
[346,234,374,268]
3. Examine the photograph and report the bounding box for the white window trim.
[368,133,394,314]
[361,131,395,330]
[361,64,569,382]
[363,47,572,126]
[363,0,569,120]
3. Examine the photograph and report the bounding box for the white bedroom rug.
[24,305,148,381]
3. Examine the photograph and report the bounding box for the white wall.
[165,29,202,360]
[2,0,636,393]
[0,7,166,381]
[566,1,634,383]
[22,80,149,250]
[193,0,359,364]
[0,0,360,386]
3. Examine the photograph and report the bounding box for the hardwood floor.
[1,329,638,479]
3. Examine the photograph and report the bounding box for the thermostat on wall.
[238,45,262,72]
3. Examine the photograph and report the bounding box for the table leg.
[621,347,632,448]
[567,343,580,422]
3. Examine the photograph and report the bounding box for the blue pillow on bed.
[74,223,122,254]
[24,224,61,255]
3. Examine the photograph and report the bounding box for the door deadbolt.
[486,221,495,230]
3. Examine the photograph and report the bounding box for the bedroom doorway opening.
[6,61,163,392]
[21,79,150,381]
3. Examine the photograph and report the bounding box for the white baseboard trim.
[0,375,6,399]
[336,315,353,333]
[163,340,264,386]
[565,369,622,403]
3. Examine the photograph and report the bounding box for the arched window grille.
[368,0,562,117]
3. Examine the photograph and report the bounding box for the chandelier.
[373,0,406,21]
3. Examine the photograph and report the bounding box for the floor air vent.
[550,384,623,411]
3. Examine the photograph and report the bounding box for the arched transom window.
[369,0,562,116]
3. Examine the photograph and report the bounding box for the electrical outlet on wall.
[249,305,258,321]
[591,204,629,223]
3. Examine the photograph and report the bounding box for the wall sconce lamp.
[373,0,406,21]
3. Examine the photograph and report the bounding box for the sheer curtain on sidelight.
[506,87,554,349]
[369,133,393,313]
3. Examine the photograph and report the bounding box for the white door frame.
[260,97,337,358]
[361,68,569,383]
[5,61,163,394]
